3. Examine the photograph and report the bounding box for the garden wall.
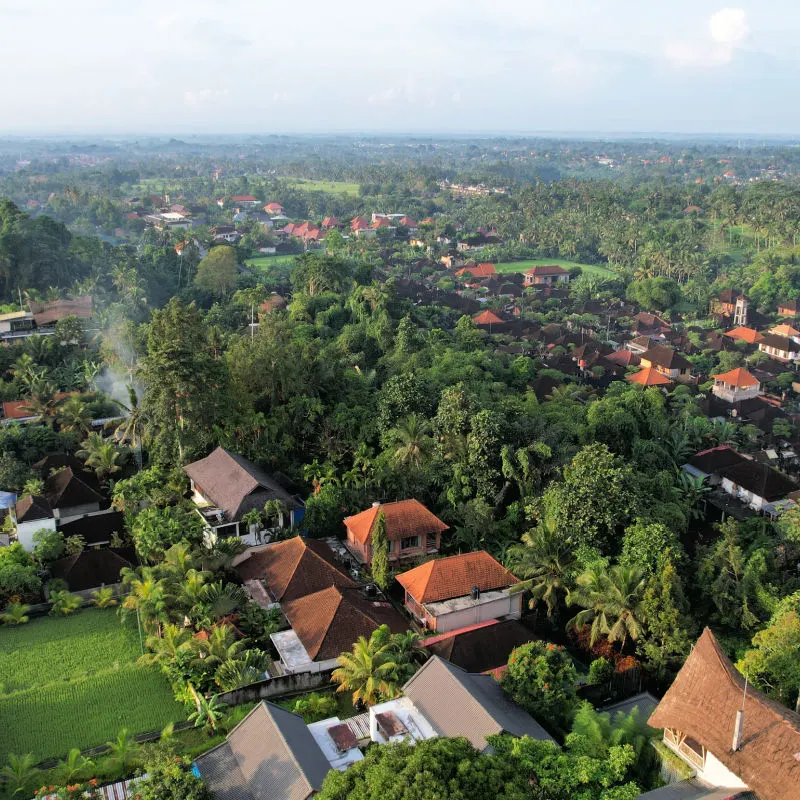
[218,668,335,706]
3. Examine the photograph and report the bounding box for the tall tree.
[194,246,238,298]
[370,510,390,591]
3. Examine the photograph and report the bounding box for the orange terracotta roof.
[344,500,448,546]
[714,367,760,388]
[649,628,800,800]
[724,326,763,344]
[396,551,519,604]
[472,310,503,326]
[456,263,496,279]
[626,366,672,386]
[770,324,800,338]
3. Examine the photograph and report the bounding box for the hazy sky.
[3,1,800,135]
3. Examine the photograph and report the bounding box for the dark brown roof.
[14,494,53,523]
[281,586,406,661]
[423,620,536,673]
[28,296,92,326]
[58,510,125,547]
[758,333,798,352]
[649,628,800,800]
[236,536,354,603]
[718,460,795,501]
[34,455,102,492]
[184,447,301,523]
[641,345,692,371]
[45,467,104,510]
[49,547,136,592]
[688,446,748,477]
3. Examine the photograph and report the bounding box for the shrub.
[588,657,614,686]
[49,591,82,617]
[33,530,66,563]
[90,587,117,608]
[290,693,338,723]
[1,602,31,626]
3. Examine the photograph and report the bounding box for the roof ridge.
[260,703,315,795]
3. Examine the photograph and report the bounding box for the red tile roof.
[350,216,369,231]
[525,265,569,276]
[396,551,519,604]
[344,500,448,546]
[264,202,284,213]
[281,586,406,660]
[399,216,418,227]
[714,367,759,388]
[455,263,496,279]
[604,350,640,368]
[626,366,672,386]
[236,536,354,603]
[724,326,763,344]
[231,195,257,202]
[649,628,800,800]
[472,310,503,326]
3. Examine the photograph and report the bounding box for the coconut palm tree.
[77,432,124,482]
[56,748,94,785]
[21,383,64,428]
[105,729,139,778]
[507,518,577,619]
[0,753,39,797]
[191,623,243,671]
[567,565,647,650]
[331,625,401,707]
[214,649,271,691]
[57,394,92,435]
[141,623,193,669]
[191,583,248,629]
[390,413,433,470]
[111,384,146,470]
[119,566,168,634]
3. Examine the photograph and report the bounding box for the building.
[777,299,798,318]
[184,447,304,543]
[523,265,570,286]
[13,495,56,550]
[455,263,496,280]
[683,446,748,486]
[649,628,800,800]
[639,345,693,380]
[0,310,36,342]
[472,310,504,327]
[29,296,92,328]
[732,295,748,327]
[274,585,406,673]
[396,551,522,633]
[235,536,355,604]
[48,547,136,597]
[758,333,799,363]
[211,225,240,243]
[264,202,285,215]
[724,326,763,346]
[422,619,535,673]
[626,366,672,387]
[717,460,795,511]
[195,702,332,800]
[712,368,761,404]
[343,500,448,565]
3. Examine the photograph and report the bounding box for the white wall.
[721,478,766,510]
[17,517,56,551]
[432,593,522,633]
[699,750,748,790]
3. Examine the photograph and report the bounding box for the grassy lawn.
[284,178,360,196]
[494,258,615,278]
[0,610,184,762]
[245,255,297,269]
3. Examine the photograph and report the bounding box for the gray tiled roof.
[195,702,330,800]
[402,656,554,752]
[636,780,757,800]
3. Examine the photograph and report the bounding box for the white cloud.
[665,7,749,68]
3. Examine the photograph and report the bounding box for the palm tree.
[141,623,193,668]
[77,432,124,482]
[331,625,401,707]
[187,688,224,734]
[0,753,39,797]
[507,518,576,619]
[56,748,94,785]
[57,394,92,435]
[105,729,139,777]
[119,566,168,634]
[21,383,64,428]
[90,587,117,608]
[567,565,647,650]
[390,413,433,470]
[191,623,243,670]
[214,649,270,690]
[191,583,248,629]
[111,384,146,470]
[676,470,711,526]
[0,603,31,626]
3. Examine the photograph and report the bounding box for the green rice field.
[285,178,360,196]
[0,610,184,762]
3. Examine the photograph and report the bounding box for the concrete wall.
[431,593,522,633]
[721,478,765,510]
[217,667,335,706]
[698,750,748,790]
[17,517,57,551]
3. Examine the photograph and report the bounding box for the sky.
[3,0,800,136]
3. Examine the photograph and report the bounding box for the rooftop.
[344,500,448,546]
[714,367,760,388]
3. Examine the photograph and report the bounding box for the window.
[400,536,420,551]
[426,531,438,550]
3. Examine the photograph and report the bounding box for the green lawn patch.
[493,259,615,278]
[0,609,184,762]
[284,178,360,196]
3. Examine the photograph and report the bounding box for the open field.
[284,178,360,196]
[0,610,184,761]
[245,255,297,269]
[245,254,296,284]
[494,258,616,278]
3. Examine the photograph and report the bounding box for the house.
[422,619,536,674]
[777,299,798,318]
[626,366,672,387]
[398,216,418,233]
[48,547,136,597]
[603,349,641,370]
[195,702,331,800]
[235,536,354,604]
[274,585,406,673]
[184,447,304,543]
[768,324,800,342]
[217,195,258,207]
[395,551,521,633]
[683,446,748,485]
[649,628,800,800]
[712,368,761,403]
[0,310,36,342]
[29,296,92,328]
[625,335,659,355]
[758,333,799,363]
[211,225,240,243]
[723,326,763,346]
[639,345,693,380]
[264,202,285,215]
[472,310,504,327]
[350,216,370,232]
[57,509,126,547]
[455,263,496,280]
[523,265,570,286]
[632,311,671,335]
[402,656,554,751]
[343,500,448,565]
[717,460,795,511]
[12,495,56,550]
[713,288,739,316]
[44,467,103,520]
